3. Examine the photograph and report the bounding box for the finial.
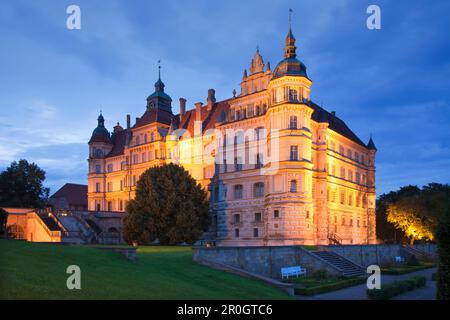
[233,89,236,98]
[256,45,260,53]
[157,60,161,80]
[289,8,293,28]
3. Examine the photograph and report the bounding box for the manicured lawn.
[0,240,291,300]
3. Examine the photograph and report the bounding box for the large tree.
[377,183,450,243]
[123,163,210,245]
[0,208,7,238]
[436,207,450,300]
[0,160,49,208]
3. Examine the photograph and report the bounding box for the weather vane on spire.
[158,59,161,80]
[289,8,293,26]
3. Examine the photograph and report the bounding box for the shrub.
[295,277,366,296]
[367,275,427,300]
[436,207,450,300]
[312,269,328,280]
[407,255,420,266]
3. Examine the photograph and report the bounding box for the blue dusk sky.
[0,0,449,196]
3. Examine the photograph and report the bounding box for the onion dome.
[273,23,308,79]
[89,113,112,144]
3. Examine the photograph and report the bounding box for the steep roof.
[309,101,366,147]
[133,107,173,129]
[50,183,87,207]
[107,129,128,157]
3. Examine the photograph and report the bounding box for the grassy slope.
[0,240,290,300]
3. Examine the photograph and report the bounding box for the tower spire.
[158,59,161,80]
[284,8,297,59]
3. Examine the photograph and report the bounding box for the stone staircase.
[58,215,97,244]
[311,250,365,277]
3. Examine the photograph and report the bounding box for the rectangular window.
[234,228,240,238]
[233,214,240,224]
[253,228,259,238]
[348,171,353,181]
[340,167,346,178]
[289,116,298,129]
[235,157,242,171]
[234,185,243,199]
[256,153,263,169]
[340,191,345,204]
[95,183,101,193]
[290,145,298,161]
[274,210,280,218]
[254,212,262,223]
[356,172,361,184]
[95,165,101,174]
[107,201,112,211]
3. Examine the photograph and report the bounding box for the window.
[95,165,101,174]
[290,180,297,193]
[133,175,136,186]
[361,155,365,164]
[148,151,153,161]
[142,153,146,162]
[289,116,298,129]
[254,212,262,223]
[340,167,345,178]
[350,218,353,226]
[339,145,344,155]
[133,154,139,164]
[346,149,352,159]
[340,191,345,204]
[330,141,336,151]
[290,145,298,161]
[289,89,298,101]
[233,214,240,224]
[274,210,280,218]
[120,180,123,191]
[342,217,346,225]
[150,132,155,142]
[96,203,101,211]
[96,183,101,193]
[253,228,259,238]
[107,182,112,192]
[107,164,113,173]
[107,201,112,211]
[253,182,264,198]
[256,153,263,169]
[356,172,361,184]
[119,200,123,211]
[348,194,353,206]
[223,159,227,173]
[348,171,353,181]
[95,149,103,158]
[144,134,148,143]
[234,185,243,199]
[136,136,140,145]
[355,152,360,162]
[234,228,240,238]
[235,157,242,171]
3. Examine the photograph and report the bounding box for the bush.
[407,255,420,266]
[295,277,367,296]
[312,269,328,280]
[367,276,427,300]
[381,264,435,275]
[436,208,450,300]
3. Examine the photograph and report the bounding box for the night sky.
[0,0,449,196]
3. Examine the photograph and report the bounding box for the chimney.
[126,114,131,129]
[136,117,140,125]
[331,111,336,116]
[207,89,216,111]
[195,102,203,122]
[179,98,186,117]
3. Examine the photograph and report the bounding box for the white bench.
[281,266,306,279]
[394,256,405,263]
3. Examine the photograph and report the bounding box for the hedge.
[381,264,435,275]
[367,276,427,300]
[294,277,367,296]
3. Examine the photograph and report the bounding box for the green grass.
[0,240,291,300]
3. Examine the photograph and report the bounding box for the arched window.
[290,180,297,193]
[150,132,155,142]
[253,182,264,198]
[234,185,243,199]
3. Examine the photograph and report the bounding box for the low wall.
[193,246,342,279]
[193,244,438,279]
[324,244,437,267]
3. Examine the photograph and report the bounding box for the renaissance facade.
[88,24,377,246]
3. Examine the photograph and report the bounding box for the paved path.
[296,268,436,300]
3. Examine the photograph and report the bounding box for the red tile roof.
[50,183,87,207]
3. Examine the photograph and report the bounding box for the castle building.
[88,23,377,246]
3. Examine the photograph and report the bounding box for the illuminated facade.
[88,24,377,246]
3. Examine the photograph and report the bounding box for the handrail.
[29,212,61,238]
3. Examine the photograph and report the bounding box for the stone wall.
[193,246,342,279]
[323,244,437,267]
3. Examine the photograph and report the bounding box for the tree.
[0,208,7,238]
[436,207,450,300]
[123,163,210,245]
[0,160,49,208]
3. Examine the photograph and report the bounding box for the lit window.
[289,116,298,129]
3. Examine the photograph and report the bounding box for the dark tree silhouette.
[123,163,210,245]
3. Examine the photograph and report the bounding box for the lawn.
[0,240,291,300]
[284,275,367,296]
[381,262,435,275]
